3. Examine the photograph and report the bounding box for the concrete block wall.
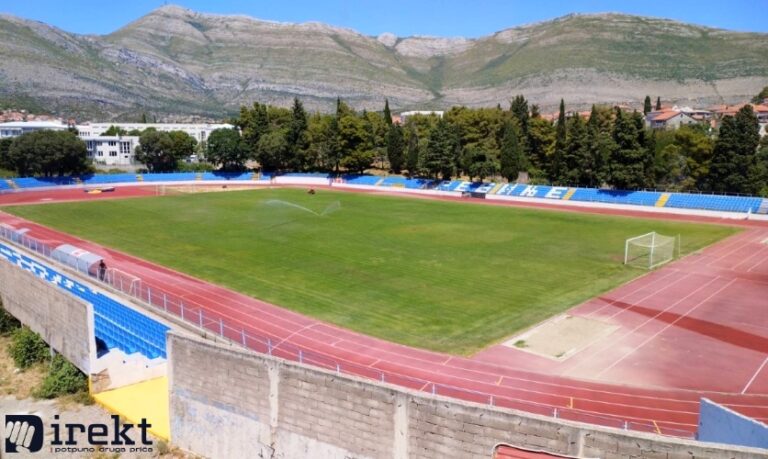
[0,256,92,373]
[168,333,768,459]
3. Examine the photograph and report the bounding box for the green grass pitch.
[3,189,738,354]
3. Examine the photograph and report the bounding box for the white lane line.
[742,357,768,395]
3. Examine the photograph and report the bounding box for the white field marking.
[742,357,768,395]
[582,269,690,318]
[731,240,768,271]
[563,273,704,371]
[273,322,319,348]
[706,232,762,269]
[605,272,695,321]
[595,278,735,379]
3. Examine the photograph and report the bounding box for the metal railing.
[0,226,697,439]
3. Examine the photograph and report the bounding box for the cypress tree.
[383,99,392,127]
[499,120,526,182]
[561,115,590,186]
[655,96,662,111]
[643,96,652,115]
[405,125,420,177]
[609,108,647,189]
[386,124,405,173]
[552,99,567,183]
[287,98,309,170]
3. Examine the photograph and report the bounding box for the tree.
[608,108,648,189]
[167,131,197,160]
[206,128,248,170]
[643,96,652,115]
[386,124,405,173]
[383,99,393,127]
[238,102,270,159]
[405,125,420,176]
[752,86,768,104]
[526,117,556,181]
[499,120,525,182]
[340,149,375,173]
[0,138,12,171]
[749,138,768,196]
[423,118,458,179]
[134,131,179,172]
[305,113,336,170]
[464,147,497,181]
[658,125,713,190]
[655,97,662,111]
[141,113,148,123]
[103,125,127,136]
[551,99,567,183]
[256,129,290,171]
[559,115,591,186]
[708,105,760,194]
[7,131,89,176]
[286,98,309,170]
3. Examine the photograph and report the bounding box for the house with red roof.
[645,109,698,130]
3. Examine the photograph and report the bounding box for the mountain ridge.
[0,6,766,120]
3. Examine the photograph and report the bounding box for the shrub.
[34,354,88,399]
[0,303,20,335]
[9,326,49,369]
[176,161,215,172]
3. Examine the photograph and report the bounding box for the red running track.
[1,185,767,437]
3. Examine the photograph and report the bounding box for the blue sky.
[2,1,766,36]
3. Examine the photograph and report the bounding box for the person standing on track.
[98,260,107,281]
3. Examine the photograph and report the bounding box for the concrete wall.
[0,254,92,373]
[168,333,768,459]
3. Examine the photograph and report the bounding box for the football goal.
[624,232,679,269]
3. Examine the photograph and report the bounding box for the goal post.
[624,232,678,269]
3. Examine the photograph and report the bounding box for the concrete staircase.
[655,193,671,207]
[136,174,144,182]
[5,179,18,189]
[92,348,166,391]
[488,183,505,195]
[562,188,577,200]
[757,198,768,215]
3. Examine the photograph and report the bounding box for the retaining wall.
[168,333,767,459]
[0,250,93,373]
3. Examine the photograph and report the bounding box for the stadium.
[0,172,767,457]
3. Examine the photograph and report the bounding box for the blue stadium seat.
[201,172,254,181]
[380,176,407,187]
[80,174,139,185]
[13,177,76,188]
[665,193,762,213]
[141,173,197,182]
[0,242,169,360]
[342,175,380,186]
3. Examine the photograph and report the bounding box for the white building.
[76,123,234,143]
[0,121,69,138]
[83,136,139,166]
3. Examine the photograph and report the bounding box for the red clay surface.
[1,184,767,437]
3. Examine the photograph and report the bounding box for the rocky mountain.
[0,5,766,119]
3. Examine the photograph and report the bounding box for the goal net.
[104,268,142,296]
[624,232,678,269]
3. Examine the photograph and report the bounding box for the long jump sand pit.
[503,314,618,361]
